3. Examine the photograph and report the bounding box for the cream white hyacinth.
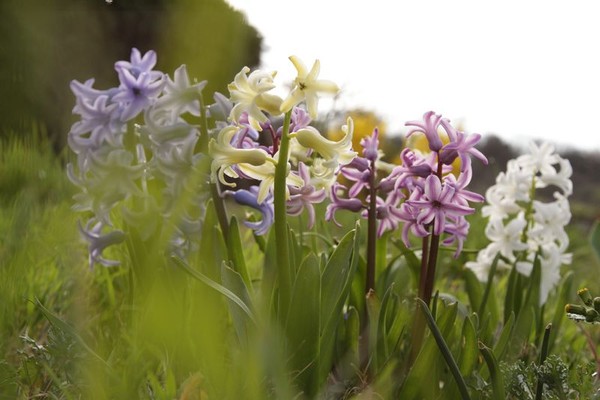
[466,141,573,305]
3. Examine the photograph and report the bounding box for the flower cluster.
[328,111,487,256]
[68,48,210,267]
[211,56,354,232]
[466,141,573,304]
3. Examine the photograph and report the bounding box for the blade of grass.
[416,298,471,400]
[479,341,505,400]
[34,298,110,369]
[535,323,552,400]
[171,255,256,324]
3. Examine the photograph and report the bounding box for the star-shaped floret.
[280,56,339,119]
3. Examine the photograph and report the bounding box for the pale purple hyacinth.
[407,175,474,236]
[439,129,488,171]
[340,158,371,198]
[68,48,213,265]
[326,183,365,226]
[370,195,406,237]
[289,107,312,132]
[328,112,486,255]
[68,79,124,152]
[225,187,274,235]
[405,111,447,152]
[360,127,379,162]
[114,48,163,81]
[78,220,126,269]
[287,163,326,229]
[155,64,207,118]
[396,200,430,247]
[113,67,165,122]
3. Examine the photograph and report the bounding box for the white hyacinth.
[466,141,573,304]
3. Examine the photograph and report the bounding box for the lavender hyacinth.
[68,48,210,267]
[328,112,486,257]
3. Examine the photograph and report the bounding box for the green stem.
[198,94,229,240]
[274,110,293,317]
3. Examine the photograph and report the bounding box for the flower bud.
[594,297,600,313]
[564,304,587,316]
[586,308,600,323]
[578,288,593,306]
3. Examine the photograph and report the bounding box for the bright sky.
[225,0,600,151]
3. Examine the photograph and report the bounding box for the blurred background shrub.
[0,0,261,150]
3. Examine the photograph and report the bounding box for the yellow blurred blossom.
[327,110,386,156]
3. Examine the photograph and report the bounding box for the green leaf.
[463,268,483,315]
[319,225,360,380]
[400,301,460,399]
[199,199,227,280]
[262,228,278,312]
[458,315,479,377]
[35,299,111,369]
[391,239,420,286]
[590,220,600,261]
[286,252,321,397]
[377,284,397,363]
[340,306,360,377]
[366,289,381,369]
[321,228,358,332]
[479,341,505,400]
[171,256,256,324]
[504,265,516,322]
[478,253,501,317]
[226,217,252,290]
[548,271,574,354]
[221,263,254,345]
[535,323,553,400]
[493,311,515,362]
[416,299,471,400]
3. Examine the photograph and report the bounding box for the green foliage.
[3,131,600,399]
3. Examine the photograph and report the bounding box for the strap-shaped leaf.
[417,298,471,400]
[479,341,505,400]
[221,263,254,345]
[286,252,321,396]
[171,255,256,324]
[226,217,252,290]
[35,298,111,369]
[458,315,479,376]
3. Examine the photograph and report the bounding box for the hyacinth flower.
[207,56,345,236]
[325,113,487,369]
[329,112,487,307]
[223,187,274,236]
[280,56,340,119]
[466,141,573,305]
[68,48,216,268]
